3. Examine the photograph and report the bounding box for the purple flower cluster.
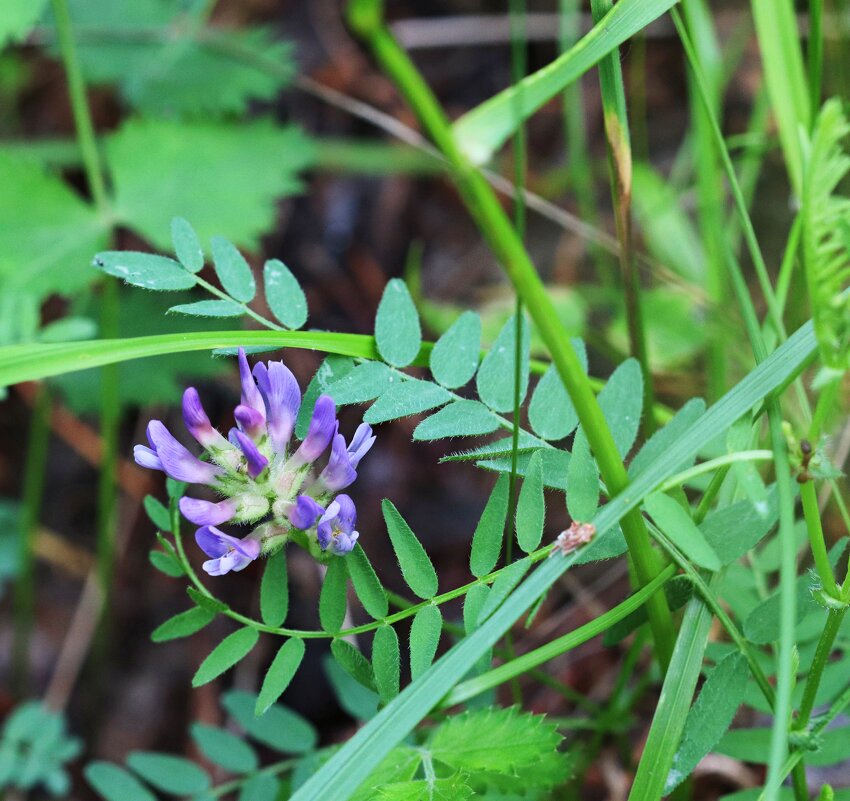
[134,349,375,575]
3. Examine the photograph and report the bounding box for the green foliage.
[264,259,308,329]
[126,752,210,796]
[332,639,378,692]
[151,605,215,642]
[515,449,545,552]
[475,558,531,624]
[597,357,643,457]
[364,379,451,424]
[192,627,260,687]
[257,639,306,716]
[328,362,393,405]
[382,500,438,599]
[528,338,586,440]
[375,278,422,367]
[409,605,443,680]
[347,544,389,619]
[211,236,256,303]
[644,493,721,571]
[191,724,258,774]
[0,0,48,46]
[224,690,317,754]
[475,314,530,412]
[260,551,289,627]
[319,557,349,633]
[86,763,156,801]
[567,430,599,521]
[372,625,401,703]
[170,217,205,273]
[429,310,481,388]
[469,474,509,577]
[413,400,499,440]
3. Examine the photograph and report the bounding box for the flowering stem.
[346,0,675,670]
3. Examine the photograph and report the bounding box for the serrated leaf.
[169,299,244,317]
[192,627,259,687]
[332,639,377,692]
[598,358,643,457]
[372,625,401,703]
[567,429,599,521]
[644,493,721,571]
[260,551,289,627]
[363,379,450,425]
[239,774,280,801]
[143,495,170,531]
[0,154,108,299]
[375,279,421,367]
[126,752,210,795]
[347,544,389,619]
[409,605,442,681]
[350,749,422,801]
[528,339,587,440]
[665,652,750,793]
[382,500,438,599]
[211,236,256,302]
[476,558,531,624]
[107,117,312,251]
[516,451,545,553]
[429,706,562,774]
[256,638,306,716]
[94,251,196,291]
[191,724,258,774]
[319,558,349,633]
[264,259,307,329]
[429,310,481,388]
[151,606,215,642]
[470,475,509,577]
[148,549,184,577]
[412,400,499,441]
[328,362,394,406]
[223,690,317,754]
[170,217,204,273]
[85,762,157,801]
[475,314,531,412]
[378,774,474,801]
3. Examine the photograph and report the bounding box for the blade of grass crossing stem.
[290,317,819,801]
[590,0,655,434]
[345,0,676,670]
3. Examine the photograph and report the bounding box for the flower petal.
[291,395,336,466]
[286,495,324,529]
[347,423,376,467]
[234,404,265,439]
[230,428,269,478]
[254,361,301,454]
[147,420,222,484]
[318,431,357,491]
[194,525,233,558]
[180,497,236,526]
[134,444,163,471]
[238,348,266,423]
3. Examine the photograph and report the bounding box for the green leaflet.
[566,429,599,521]
[347,544,389,620]
[372,625,401,703]
[375,278,422,367]
[469,474,510,577]
[409,605,442,681]
[192,627,259,687]
[260,551,289,627]
[332,639,378,692]
[319,558,349,633]
[382,500,439,599]
[516,450,545,553]
[126,752,210,796]
[191,723,258,774]
[143,495,170,531]
[148,549,183,577]
[328,361,394,406]
[223,690,317,754]
[264,259,308,329]
[170,217,204,273]
[150,606,215,642]
[644,493,721,571]
[1,0,48,46]
[94,251,196,292]
[238,774,281,801]
[297,355,357,439]
[429,310,481,388]
[629,398,706,479]
[716,726,850,766]
[211,236,256,302]
[476,558,532,624]
[169,299,244,318]
[597,357,643,458]
[324,655,380,722]
[475,314,530,413]
[364,379,451,424]
[528,337,587,440]
[85,763,156,801]
[413,400,499,441]
[256,638,306,716]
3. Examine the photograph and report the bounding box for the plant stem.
[800,479,839,599]
[808,0,824,126]
[346,0,675,671]
[12,385,51,696]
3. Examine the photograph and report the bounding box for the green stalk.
[590,0,656,434]
[800,480,839,599]
[808,0,824,127]
[12,385,51,696]
[346,0,675,670]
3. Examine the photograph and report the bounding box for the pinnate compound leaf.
[223,690,317,753]
[107,118,312,250]
[470,475,509,577]
[170,217,204,273]
[332,639,377,692]
[598,358,643,457]
[567,429,599,522]
[169,299,244,317]
[256,638,306,716]
[528,338,587,440]
[375,279,421,367]
[211,236,256,302]
[192,627,259,687]
[151,606,215,642]
[372,625,401,703]
[126,752,210,795]
[319,557,348,633]
[364,379,450,425]
[328,362,394,406]
[516,451,545,552]
[665,652,749,793]
[475,314,531,412]
[413,400,499,441]
[85,762,156,801]
[260,551,289,627]
[409,605,442,681]
[264,259,308,329]
[191,723,258,774]
[429,310,481,388]
[94,252,196,291]
[429,706,561,774]
[644,493,721,571]
[382,500,438,599]
[347,544,389,619]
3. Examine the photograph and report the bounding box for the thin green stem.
[808,0,824,126]
[12,385,51,696]
[800,479,839,599]
[346,0,675,671]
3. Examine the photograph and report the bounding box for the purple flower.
[180,497,237,526]
[290,395,336,467]
[319,422,376,491]
[238,348,266,424]
[141,421,222,484]
[183,388,230,450]
[234,404,265,440]
[134,444,162,470]
[252,361,300,454]
[229,429,269,478]
[195,526,261,576]
[317,494,359,555]
[286,495,324,529]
